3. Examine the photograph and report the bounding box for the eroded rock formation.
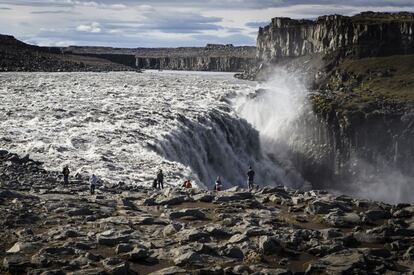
[257,12,414,62]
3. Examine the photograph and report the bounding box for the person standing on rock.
[90,174,97,195]
[62,165,70,185]
[157,169,164,189]
[152,178,158,189]
[247,166,255,190]
[214,176,222,191]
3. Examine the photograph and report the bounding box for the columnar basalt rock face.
[252,12,414,195]
[135,44,256,72]
[257,12,414,62]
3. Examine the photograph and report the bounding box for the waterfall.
[154,108,304,189]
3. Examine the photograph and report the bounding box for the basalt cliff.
[134,44,255,72]
[252,12,414,195]
[0,35,255,72]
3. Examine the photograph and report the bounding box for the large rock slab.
[167,208,206,220]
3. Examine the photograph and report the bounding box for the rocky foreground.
[1,150,414,274]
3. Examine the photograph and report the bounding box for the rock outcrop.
[249,12,414,193]
[1,151,414,274]
[257,12,414,63]
[135,44,256,72]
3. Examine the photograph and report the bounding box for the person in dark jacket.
[152,178,158,189]
[214,176,222,191]
[157,169,164,189]
[62,165,70,185]
[247,166,255,190]
[90,174,97,195]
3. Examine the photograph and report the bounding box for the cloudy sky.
[1,0,414,48]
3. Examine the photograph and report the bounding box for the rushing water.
[0,71,303,189]
[1,70,411,202]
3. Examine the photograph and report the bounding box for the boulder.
[168,208,206,220]
[115,243,134,254]
[96,231,130,246]
[306,199,350,215]
[393,206,414,218]
[224,246,244,259]
[177,229,210,243]
[214,192,253,202]
[6,242,38,254]
[403,246,414,261]
[228,233,248,244]
[163,223,183,237]
[148,266,187,275]
[173,251,203,266]
[323,212,361,227]
[319,228,343,240]
[258,236,282,255]
[126,247,149,261]
[306,249,367,273]
[156,195,187,206]
[192,193,214,202]
[364,209,391,221]
[101,258,129,275]
[67,208,94,216]
[3,254,31,272]
[353,231,384,244]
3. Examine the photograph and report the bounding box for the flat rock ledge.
[1,150,414,274]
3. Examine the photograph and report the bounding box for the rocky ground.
[1,150,414,274]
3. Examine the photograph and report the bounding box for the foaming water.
[0,71,255,187]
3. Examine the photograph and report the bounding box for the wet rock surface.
[1,152,414,274]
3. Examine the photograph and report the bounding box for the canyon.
[250,12,414,198]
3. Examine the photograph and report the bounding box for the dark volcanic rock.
[257,12,414,62]
[0,152,413,274]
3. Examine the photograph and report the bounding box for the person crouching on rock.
[214,176,222,191]
[62,165,70,185]
[90,174,97,195]
[182,180,192,189]
[157,169,164,189]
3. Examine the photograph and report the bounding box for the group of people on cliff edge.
[214,166,255,191]
[61,165,98,195]
[61,165,256,194]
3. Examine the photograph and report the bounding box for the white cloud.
[76,22,101,33]
[2,0,414,47]
[110,4,126,9]
[138,4,153,12]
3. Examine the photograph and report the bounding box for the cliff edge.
[257,11,414,62]
[251,12,414,191]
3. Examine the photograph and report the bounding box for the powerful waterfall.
[0,70,412,202]
[0,71,298,189]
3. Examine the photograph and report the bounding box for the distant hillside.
[0,35,136,72]
[0,35,256,72]
[64,44,256,72]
